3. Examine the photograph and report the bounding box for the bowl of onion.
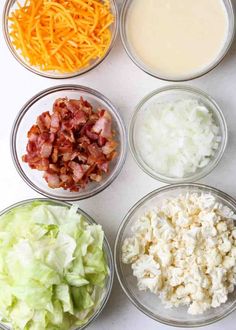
[129,85,228,184]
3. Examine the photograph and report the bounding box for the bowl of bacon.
[11,85,127,201]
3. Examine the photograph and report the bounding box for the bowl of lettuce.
[0,199,113,330]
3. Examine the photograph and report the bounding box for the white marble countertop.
[1,1,236,329]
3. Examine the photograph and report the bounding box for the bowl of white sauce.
[129,85,228,183]
[120,0,235,81]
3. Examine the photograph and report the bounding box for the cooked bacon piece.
[37,112,51,131]
[77,152,88,163]
[65,99,79,113]
[51,147,58,163]
[90,173,102,182]
[58,140,73,153]
[71,110,87,127]
[27,125,40,142]
[107,151,118,161]
[98,161,109,173]
[85,125,99,141]
[49,164,60,173]
[90,113,99,122]
[78,135,90,145]
[44,172,60,188]
[87,144,104,159]
[102,141,118,155]
[62,151,77,162]
[61,130,75,143]
[69,161,88,182]
[26,141,37,154]
[60,174,70,183]
[37,132,53,146]
[67,98,93,115]
[53,99,67,115]
[50,113,60,133]
[23,155,49,171]
[22,97,118,192]
[92,110,112,139]
[98,135,107,147]
[40,142,53,158]
[38,158,50,171]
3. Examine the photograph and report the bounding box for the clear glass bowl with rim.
[129,85,228,184]
[11,85,127,201]
[114,183,236,327]
[120,0,235,82]
[2,0,118,79]
[0,198,114,330]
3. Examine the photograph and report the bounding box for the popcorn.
[122,193,236,315]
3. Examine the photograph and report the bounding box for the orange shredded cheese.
[8,0,114,73]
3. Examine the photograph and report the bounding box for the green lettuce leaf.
[0,202,108,330]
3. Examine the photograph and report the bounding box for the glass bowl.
[0,198,114,330]
[114,183,236,327]
[11,85,127,201]
[129,85,228,184]
[120,0,235,82]
[2,0,118,79]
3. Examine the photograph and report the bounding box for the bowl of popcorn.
[114,183,236,327]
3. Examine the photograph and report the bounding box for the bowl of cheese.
[3,0,118,79]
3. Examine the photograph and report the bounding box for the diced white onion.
[136,99,221,178]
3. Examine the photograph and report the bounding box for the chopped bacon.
[98,161,109,173]
[62,152,77,162]
[22,97,118,192]
[77,152,88,163]
[44,172,60,188]
[89,173,102,182]
[87,144,104,159]
[40,142,53,158]
[27,125,40,142]
[78,135,90,146]
[37,132,54,146]
[98,135,107,147]
[71,110,87,126]
[37,112,51,131]
[26,141,37,154]
[102,141,118,155]
[90,113,99,122]
[92,110,112,139]
[61,130,75,143]
[107,151,118,161]
[60,174,70,183]
[51,147,58,163]
[39,158,50,171]
[50,113,60,133]
[49,164,60,173]
[69,98,93,115]
[69,161,88,182]
[85,125,99,141]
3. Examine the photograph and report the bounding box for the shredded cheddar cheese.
[8,0,114,73]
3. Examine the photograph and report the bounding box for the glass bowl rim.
[120,0,235,82]
[114,182,236,328]
[2,0,119,79]
[0,197,114,330]
[10,84,127,201]
[129,84,228,184]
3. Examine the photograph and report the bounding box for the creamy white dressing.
[126,0,228,79]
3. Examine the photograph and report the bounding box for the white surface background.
[1,0,236,329]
